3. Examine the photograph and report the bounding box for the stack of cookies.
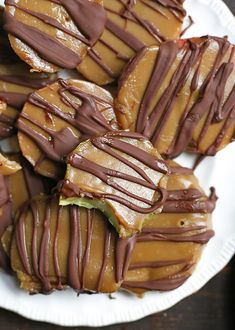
[0,0,234,296]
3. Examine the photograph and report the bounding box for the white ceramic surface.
[0,0,235,327]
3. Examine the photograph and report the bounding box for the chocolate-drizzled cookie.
[122,161,217,294]
[4,0,106,72]
[7,195,135,294]
[0,154,47,270]
[115,36,235,157]
[78,0,186,85]
[17,79,118,179]
[0,8,55,140]
[60,131,169,238]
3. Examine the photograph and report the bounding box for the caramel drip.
[65,131,168,214]
[126,37,235,157]
[14,199,135,293]
[4,0,106,68]
[17,79,115,163]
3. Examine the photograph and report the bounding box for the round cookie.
[78,0,186,85]
[0,8,56,140]
[0,154,48,270]
[4,0,106,73]
[8,195,135,294]
[60,131,169,238]
[17,79,118,179]
[115,36,235,157]
[122,161,217,295]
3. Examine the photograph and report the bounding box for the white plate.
[0,0,235,327]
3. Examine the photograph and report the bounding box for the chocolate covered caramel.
[0,154,47,270]
[17,79,118,179]
[60,131,168,237]
[4,0,106,72]
[122,161,216,294]
[9,196,135,294]
[78,0,186,85]
[115,36,235,157]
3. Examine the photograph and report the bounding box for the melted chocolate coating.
[115,36,235,157]
[10,196,135,294]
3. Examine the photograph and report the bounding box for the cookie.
[122,161,216,294]
[78,0,186,85]
[115,36,235,157]
[8,195,135,294]
[17,78,118,179]
[60,131,169,238]
[4,0,106,72]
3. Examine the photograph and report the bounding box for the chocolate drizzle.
[83,0,185,80]
[4,0,106,69]
[17,79,116,165]
[122,162,216,292]
[0,155,47,270]
[118,37,235,157]
[14,198,135,294]
[63,131,168,214]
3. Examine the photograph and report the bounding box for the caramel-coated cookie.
[8,195,135,294]
[78,0,186,85]
[60,131,169,238]
[115,36,235,157]
[4,0,106,72]
[17,79,118,179]
[122,161,216,294]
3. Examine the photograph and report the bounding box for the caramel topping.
[10,196,135,294]
[115,36,235,157]
[17,79,117,179]
[61,131,168,237]
[78,0,185,85]
[4,0,106,72]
